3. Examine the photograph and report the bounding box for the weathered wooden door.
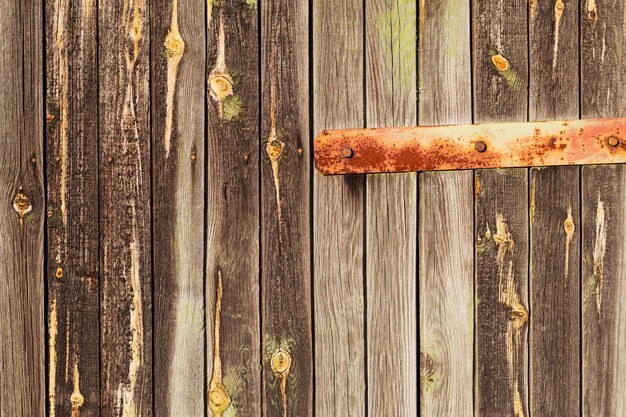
[1,0,625,416]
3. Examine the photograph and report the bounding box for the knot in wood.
[164,30,185,59]
[70,391,84,407]
[266,139,285,161]
[555,0,564,12]
[13,190,32,218]
[491,54,510,72]
[271,348,291,376]
[208,71,234,102]
[208,382,231,416]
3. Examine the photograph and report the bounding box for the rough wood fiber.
[472,0,529,415]
[313,0,365,416]
[98,1,153,415]
[151,0,205,415]
[205,0,261,417]
[261,0,312,416]
[529,0,580,414]
[0,0,44,415]
[45,0,99,415]
[365,0,417,416]
[581,2,626,415]
[529,167,581,416]
[418,0,473,414]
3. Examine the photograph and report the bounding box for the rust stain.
[163,0,185,158]
[49,296,58,417]
[564,205,575,283]
[208,270,231,417]
[208,12,234,119]
[70,357,85,417]
[271,348,292,417]
[592,197,606,314]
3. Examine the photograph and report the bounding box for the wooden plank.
[365,0,417,416]
[151,0,205,415]
[528,0,580,414]
[472,0,529,415]
[0,0,45,415]
[313,0,365,415]
[581,2,626,415]
[98,1,153,415]
[260,0,312,416]
[418,0,473,414]
[205,0,261,417]
[529,167,581,416]
[45,0,99,415]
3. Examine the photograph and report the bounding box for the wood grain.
[151,0,206,415]
[313,0,365,416]
[98,1,153,415]
[365,0,417,416]
[418,0,473,414]
[45,0,99,415]
[205,0,261,417]
[261,0,312,416]
[472,0,529,414]
[0,0,45,415]
[528,0,580,414]
[581,2,626,415]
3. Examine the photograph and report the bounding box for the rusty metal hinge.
[314,118,626,174]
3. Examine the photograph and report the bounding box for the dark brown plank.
[472,0,529,414]
[365,0,417,415]
[99,1,153,415]
[205,0,261,417]
[418,0,474,414]
[45,0,99,415]
[581,2,626,415]
[528,0,580,414]
[261,0,312,416]
[0,0,45,415]
[151,0,206,415]
[313,0,365,415]
[529,167,581,416]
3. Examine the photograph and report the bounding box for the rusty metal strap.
[314,118,626,174]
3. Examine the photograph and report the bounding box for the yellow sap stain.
[49,296,58,417]
[552,0,565,77]
[208,13,235,119]
[163,0,185,158]
[70,358,85,417]
[564,205,575,283]
[271,349,291,417]
[209,270,232,417]
[592,198,606,314]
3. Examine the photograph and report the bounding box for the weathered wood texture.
[472,0,529,415]
[260,0,312,416]
[151,0,205,415]
[46,0,99,415]
[0,0,45,416]
[313,0,365,416]
[98,1,153,415]
[418,0,474,415]
[205,1,261,417]
[529,0,581,415]
[365,1,417,416]
[581,1,626,415]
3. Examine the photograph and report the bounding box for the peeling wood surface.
[206,0,261,416]
[260,0,312,416]
[0,0,45,416]
[418,0,474,414]
[581,2,626,415]
[46,0,99,415]
[98,1,153,415]
[313,0,365,416]
[365,0,417,416]
[151,0,205,416]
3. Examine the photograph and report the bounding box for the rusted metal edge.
[314,118,626,174]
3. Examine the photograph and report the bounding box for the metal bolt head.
[607,135,620,147]
[341,147,354,158]
[475,141,488,153]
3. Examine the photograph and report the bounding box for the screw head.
[607,135,620,147]
[341,147,354,158]
[475,141,488,153]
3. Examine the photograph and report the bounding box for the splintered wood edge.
[314,118,626,174]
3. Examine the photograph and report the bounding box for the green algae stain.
[222,95,244,123]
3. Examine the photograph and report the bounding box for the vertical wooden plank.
[0,0,44,415]
[365,0,417,416]
[529,0,580,415]
[206,0,261,416]
[313,0,365,416]
[418,0,473,414]
[261,0,312,416]
[472,0,529,415]
[99,1,153,415]
[46,0,99,415]
[581,2,626,415]
[151,0,205,415]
